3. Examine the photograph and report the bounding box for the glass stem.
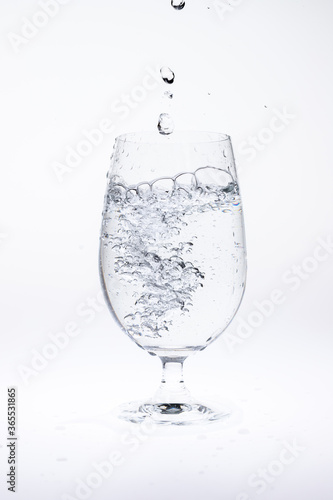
[153,357,191,404]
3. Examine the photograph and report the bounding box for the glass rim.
[116,131,231,145]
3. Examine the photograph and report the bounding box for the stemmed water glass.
[99,131,246,425]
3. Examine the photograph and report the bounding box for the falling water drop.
[160,66,175,84]
[164,90,173,99]
[171,0,185,10]
[158,113,175,135]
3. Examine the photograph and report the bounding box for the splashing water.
[158,113,175,135]
[100,167,245,349]
[171,0,185,10]
[160,66,175,84]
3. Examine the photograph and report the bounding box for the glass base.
[113,399,231,426]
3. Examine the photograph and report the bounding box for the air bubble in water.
[171,0,185,10]
[158,113,174,135]
[175,173,197,191]
[151,177,174,197]
[195,166,233,190]
[160,66,175,84]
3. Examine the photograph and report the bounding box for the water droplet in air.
[164,90,173,99]
[158,113,174,135]
[160,66,175,84]
[171,0,185,9]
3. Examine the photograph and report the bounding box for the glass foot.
[113,399,231,426]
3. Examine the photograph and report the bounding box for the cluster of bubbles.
[102,167,239,338]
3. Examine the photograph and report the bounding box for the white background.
[1,0,333,499]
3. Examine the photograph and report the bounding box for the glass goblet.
[100,131,246,425]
